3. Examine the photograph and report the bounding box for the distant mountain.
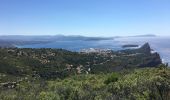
[0,35,114,48]
[0,35,113,41]
[0,34,157,48]
[113,34,157,38]
[128,34,157,37]
[53,35,113,41]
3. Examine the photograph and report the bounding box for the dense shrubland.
[0,67,169,100]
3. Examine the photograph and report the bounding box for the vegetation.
[0,43,168,99]
[104,72,119,84]
[0,67,169,100]
[0,43,161,80]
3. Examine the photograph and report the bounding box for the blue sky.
[0,0,170,36]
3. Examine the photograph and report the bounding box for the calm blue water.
[18,40,123,51]
[18,36,170,64]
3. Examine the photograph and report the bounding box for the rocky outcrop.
[138,43,151,54]
[118,43,162,68]
[137,43,162,67]
[138,52,162,67]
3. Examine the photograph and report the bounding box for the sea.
[18,36,170,64]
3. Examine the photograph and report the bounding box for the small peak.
[139,43,151,54]
[141,42,150,48]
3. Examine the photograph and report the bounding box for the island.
[122,44,139,48]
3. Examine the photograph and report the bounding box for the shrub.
[104,72,119,84]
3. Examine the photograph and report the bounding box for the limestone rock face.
[138,52,162,67]
[139,43,151,54]
[137,43,162,67]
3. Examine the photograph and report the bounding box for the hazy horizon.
[0,34,163,37]
[0,0,170,36]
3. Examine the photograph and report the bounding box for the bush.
[104,72,119,84]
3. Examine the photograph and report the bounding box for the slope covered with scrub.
[0,67,170,100]
[0,43,169,100]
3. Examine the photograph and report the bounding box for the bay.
[18,36,170,64]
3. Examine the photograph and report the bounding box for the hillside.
[0,43,169,100]
[0,67,169,100]
[0,43,161,80]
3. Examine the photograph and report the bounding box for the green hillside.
[0,43,169,99]
[0,67,169,100]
